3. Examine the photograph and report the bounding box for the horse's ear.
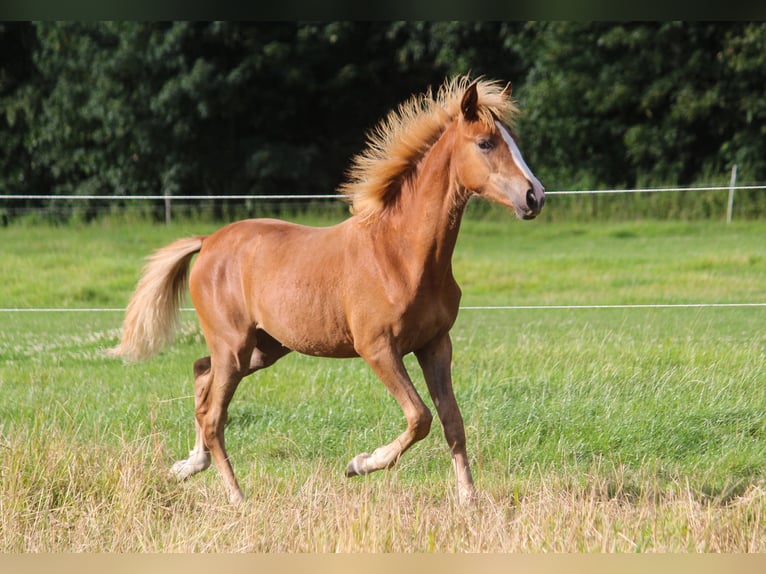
[460,81,479,122]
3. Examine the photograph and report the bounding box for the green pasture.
[1,213,765,550]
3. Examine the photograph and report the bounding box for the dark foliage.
[1,22,764,221]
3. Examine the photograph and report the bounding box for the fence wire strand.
[2,303,766,313]
[2,184,765,202]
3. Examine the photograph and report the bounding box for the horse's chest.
[391,282,461,352]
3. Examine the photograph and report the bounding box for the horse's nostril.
[526,188,537,211]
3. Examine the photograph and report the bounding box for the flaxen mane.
[339,75,520,218]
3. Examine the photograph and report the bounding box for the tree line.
[1,21,765,221]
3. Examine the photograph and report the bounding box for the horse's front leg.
[415,333,477,505]
[345,344,433,477]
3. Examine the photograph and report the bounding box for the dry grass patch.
[2,428,764,552]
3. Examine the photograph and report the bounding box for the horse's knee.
[411,409,433,441]
[442,417,467,447]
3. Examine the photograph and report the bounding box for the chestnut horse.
[110,76,545,505]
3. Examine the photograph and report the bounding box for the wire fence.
[4,184,766,201]
[2,173,766,224]
[1,303,766,313]
[2,180,765,314]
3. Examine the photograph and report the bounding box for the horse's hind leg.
[170,356,213,480]
[173,329,290,504]
[197,356,246,504]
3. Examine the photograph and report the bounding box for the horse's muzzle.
[523,184,545,219]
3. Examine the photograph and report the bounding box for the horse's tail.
[108,236,205,362]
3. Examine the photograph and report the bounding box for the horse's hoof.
[457,485,478,507]
[170,451,211,481]
[229,489,245,506]
[169,459,192,481]
[345,452,371,477]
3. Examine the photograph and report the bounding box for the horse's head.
[452,81,545,220]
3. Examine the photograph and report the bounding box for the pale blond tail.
[108,236,205,362]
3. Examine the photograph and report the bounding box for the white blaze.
[495,121,544,195]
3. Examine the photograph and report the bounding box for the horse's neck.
[376,129,468,282]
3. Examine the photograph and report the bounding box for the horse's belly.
[268,316,357,358]
[264,325,358,358]
[256,292,456,360]
[253,291,358,359]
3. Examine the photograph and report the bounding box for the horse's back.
[202,217,326,247]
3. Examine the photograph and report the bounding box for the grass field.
[1,211,765,551]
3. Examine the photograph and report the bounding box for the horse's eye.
[477,138,495,151]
